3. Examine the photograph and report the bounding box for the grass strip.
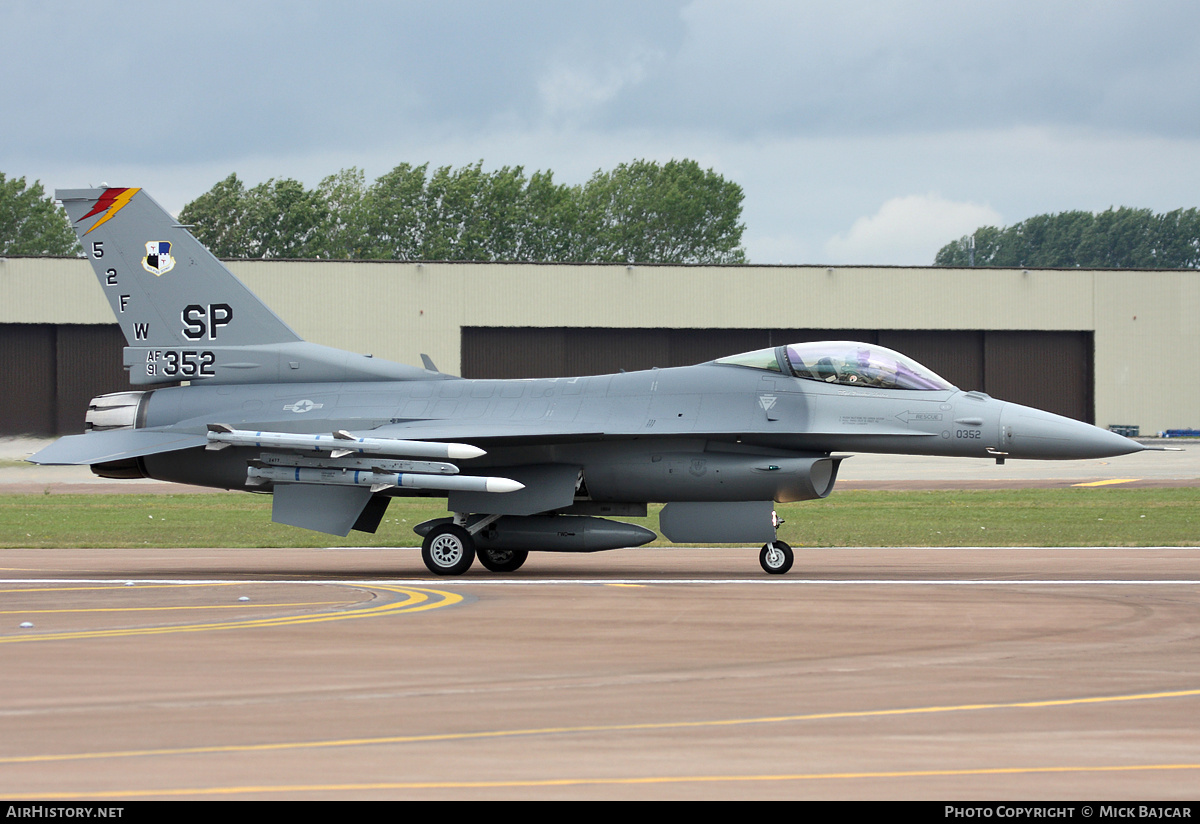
[1,488,1197,549]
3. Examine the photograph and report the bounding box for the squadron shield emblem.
[142,241,175,276]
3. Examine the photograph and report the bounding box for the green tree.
[363,163,430,260]
[580,159,747,264]
[1152,209,1200,268]
[316,167,370,259]
[1078,207,1155,268]
[364,163,585,262]
[241,178,328,259]
[180,159,749,263]
[517,170,584,262]
[934,225,1001,267]
[420,162,511,260]
[0,174,80,256]
[178,173,250,258]
[465,164,530,261]
[936,207,1200,269]
[182,174,328,259]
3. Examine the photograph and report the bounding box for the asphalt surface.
[2,547,1199,800]
[1,436,1197,800]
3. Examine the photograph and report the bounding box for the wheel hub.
[429,534,464,566]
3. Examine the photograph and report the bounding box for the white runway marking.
[4,578,1200,587]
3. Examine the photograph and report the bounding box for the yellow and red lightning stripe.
[78,187,141,234]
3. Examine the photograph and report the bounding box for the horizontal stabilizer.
[28,429,207,466]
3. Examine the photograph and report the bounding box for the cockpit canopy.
[714,341,956,391]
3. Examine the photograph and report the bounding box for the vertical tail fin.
[58,187,301,349]
[57,187,430,385]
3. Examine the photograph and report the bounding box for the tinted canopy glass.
[782,342,954,390]
[712,347,782,372]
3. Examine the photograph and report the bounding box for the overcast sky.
[5,1,1199,264]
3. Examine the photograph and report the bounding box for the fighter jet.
[31,188,1144,575]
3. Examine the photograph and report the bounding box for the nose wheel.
[759,541,793,574]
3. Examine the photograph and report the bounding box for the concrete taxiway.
[0,436,1197,799]
[1,546,1199,800]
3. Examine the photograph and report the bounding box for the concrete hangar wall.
[0,256,1195,435]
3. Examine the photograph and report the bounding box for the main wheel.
[477,548,529,573]
[759,540,794,575]
[421,524,476,575]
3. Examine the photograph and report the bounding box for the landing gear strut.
[758,509,792,574]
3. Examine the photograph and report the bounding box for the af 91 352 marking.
[146,349,216,378]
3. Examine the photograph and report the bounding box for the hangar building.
[0,256,1194,436]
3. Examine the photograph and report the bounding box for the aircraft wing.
[25,419,608,468]
[29,415,930,468]
[28,429,208,466]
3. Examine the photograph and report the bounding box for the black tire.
[421,524,476,575]
[477,548,529,573]
[759,540,794,575]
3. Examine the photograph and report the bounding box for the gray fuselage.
[133,360,1134,502]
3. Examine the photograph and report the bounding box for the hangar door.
[461,328,1094,423]
[0,324,130,435]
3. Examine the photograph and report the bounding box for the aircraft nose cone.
[999,403,1144,459]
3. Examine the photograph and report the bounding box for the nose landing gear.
[759,509,792,574]
[759,541,794,574]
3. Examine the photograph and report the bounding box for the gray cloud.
[605,2,1200,138]
[3,1,690,163]
[4,1,1199,264]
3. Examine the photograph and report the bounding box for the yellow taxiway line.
[3,687,1196,766]
[0,583,462,644]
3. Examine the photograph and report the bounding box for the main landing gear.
[421,508,794,576]
[477,548,529,572]
[419,515,528,575]
[421,523,475,576]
